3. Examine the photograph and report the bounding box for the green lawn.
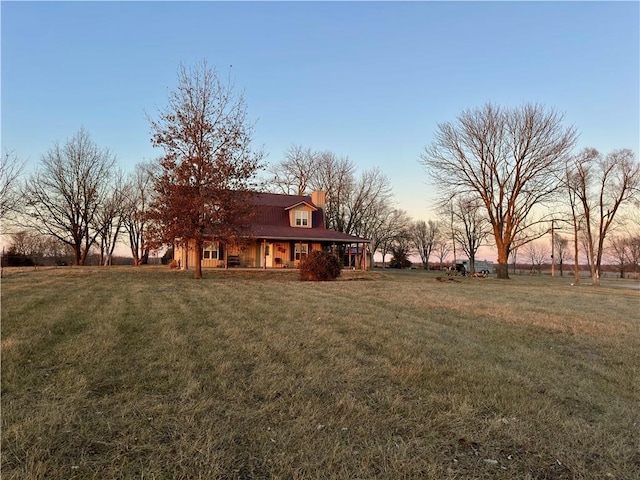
[2,267,639,479]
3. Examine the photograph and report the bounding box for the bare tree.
[123,162,156,265]
[434,239,452,270]
[450,196,491,273]
[523,241,549,274]
[0,150,26,222]
[22,128,116,265]
[309,151,356,232]
[421,103,578,279]
[410,219,439,269]
[374,209,412,268]
[626,203,640,279]
[608,236,629,279]
[8,230,41,257]
[553,233,570,277]
[564,159,585,284]
[509,246,519,275]
[149,61,264,279]
[268,147,394,245]
[627,235,640,279]
[268,145,317,195]
[566,148,640,285]
[6,230,71,266]
[96,169,128,266]
[389,223,413,269]
[342,168,393,239]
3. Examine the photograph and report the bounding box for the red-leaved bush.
[299,250,341,281]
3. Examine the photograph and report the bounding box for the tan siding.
[174,239,368,270]
[289,205,313,228]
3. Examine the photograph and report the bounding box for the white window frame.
[295,210,309,227]
[203,241,219,260]
[295,243,308,260]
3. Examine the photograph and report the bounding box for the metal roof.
[247,192,370,243]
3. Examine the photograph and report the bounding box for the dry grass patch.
[2,267,638,479]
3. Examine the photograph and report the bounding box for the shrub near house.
[299,250,342,281]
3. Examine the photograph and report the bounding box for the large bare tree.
[308,151,356,232]
[627,234,640,280]
[410,219,439,269]
[267,144,317,195]
[434,238,452,270]
[0,150,25,222]
[22,128,116,265]
[374,209,412,267]
[340,167,393,239]
[608,235,630,279]
[95,169,128,266]
[523,241,549,274]
[566,148,639,285]
[421,103,577,279]
[449,196,491,274]
[269,148,394,238]
[149,61,264,279]
[123,162,156,265]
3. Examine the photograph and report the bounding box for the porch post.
[365,243,369,270]
[263,239,267,269]
[363,243,368,270]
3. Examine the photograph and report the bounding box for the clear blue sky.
[2,1,639,222]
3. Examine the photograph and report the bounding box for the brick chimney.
[311,190,326,208]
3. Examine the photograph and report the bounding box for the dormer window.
[286,200,316,228]
[295,210,309,226]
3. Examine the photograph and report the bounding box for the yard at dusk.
[2,267,638,479]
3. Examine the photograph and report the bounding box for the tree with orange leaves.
[149,61,264,278]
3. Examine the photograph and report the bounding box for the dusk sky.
[2,1,639,224]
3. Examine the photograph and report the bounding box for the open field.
[2,267,639,479]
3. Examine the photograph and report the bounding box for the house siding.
[173,191,370,270]
[174,239,328,269]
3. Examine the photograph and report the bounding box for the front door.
[261,242,273,268]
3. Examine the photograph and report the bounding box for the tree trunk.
[588,244,599,286]
[194,240,202,279]
[73,244,82,266]
[496,244,510,279]
[496,262,509,279]
[573,223,580,284]
[99,239,106,266]
[590,259,600,285]
[80,247,89,266]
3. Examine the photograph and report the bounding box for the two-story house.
[173,191,370,269]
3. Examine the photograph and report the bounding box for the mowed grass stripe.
[1,267,638,479]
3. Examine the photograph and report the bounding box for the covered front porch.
[255,239,370,270]
[174,238,370,270]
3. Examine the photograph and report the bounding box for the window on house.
[295,243,308,260]
[203,241,219,260]
[295,210,309,226]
